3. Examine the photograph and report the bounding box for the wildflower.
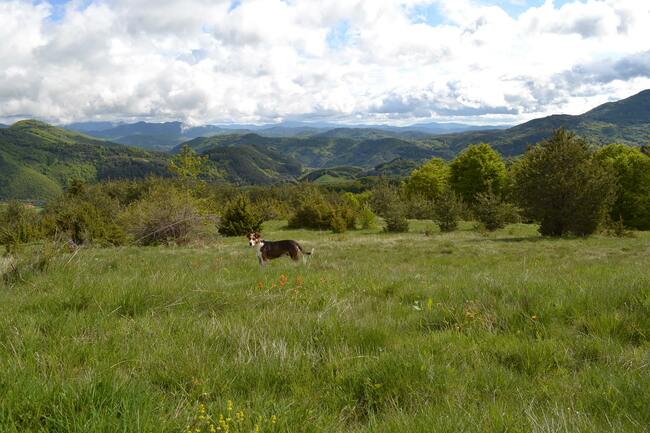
[427,298,433,311]
[227,400,233,412]
[236,410,245,422]
[295,275,304,286]
[257,280,264,289]
[255,424,261,433]
[210,424,217,433]
[271,415,277,425]
[279,274,288,288]
[531,315,538,320]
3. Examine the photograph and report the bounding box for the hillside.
[200,144,303,185]
[182,133,449,169]
[0,121,169,200]
[439,90,650,155]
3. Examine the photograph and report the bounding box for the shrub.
[288,191,356,233]
[369,181,402,217]
[288,193,334,230]
[594,144,650,230]
[330,211,349,234]
[383,204,409,233]
[513,129,616,236]
[405,193,435,219]
[217,195,264,237]
[450,143,508,204]
[2,241,65,287]
[0,201,43,253]
[43,184,126,246]
[404,158,450,201]
[433,189,463,232]
[122,185,206,245]
[358,203,378,230]
[473,190,520,231]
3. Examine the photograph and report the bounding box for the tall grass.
[1,221,648,432]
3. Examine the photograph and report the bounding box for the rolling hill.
[438,89,650,155]
[176,90,650,168]
[0,120,170,201]
[200,144,303,185]
[0,121,311,200]
[181,132,450,169]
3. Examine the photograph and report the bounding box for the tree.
[218,195,264,237]
[433,189,463,232]
[512,129,616,236]
[404,158,449,201]
[168,145,210,193]
[473,190,520,232]
[594,144,650,230]
[450,143,507,204]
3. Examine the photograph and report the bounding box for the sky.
[0,0,649,126]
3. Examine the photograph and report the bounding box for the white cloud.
[0,0,649,125]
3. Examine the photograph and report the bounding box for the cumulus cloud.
[0,0,649,125]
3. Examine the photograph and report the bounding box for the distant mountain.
[66,121,119,132]
[439,89,650,156]
[0,124,9,129]
[63,121,243,151]
[66,119,505,151]
[0,120,169,201]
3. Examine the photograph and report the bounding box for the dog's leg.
[257,251,266,268]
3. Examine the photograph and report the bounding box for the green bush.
[43,184,126,246]
[330,211,349,234]
[473,190,520,231]
[594,144,650,230]
[218,195,264,237]
[513,129,616,236]
[288,192,356,233]
[2,241,65,287]
[369,181,402,217]
[288,194,333,230]
[358,203,378,230]
[404,157,449,201]
[383,204,409,233]
[433,189,463,232]
[121,185,206,245]
[450,143,508,205]
[405,193,435,219]
[0,201,43,253]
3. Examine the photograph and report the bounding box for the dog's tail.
[300,246,314,265]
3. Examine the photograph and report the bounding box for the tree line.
[1,128,649,254]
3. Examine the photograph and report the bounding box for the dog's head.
[246,232,262,247]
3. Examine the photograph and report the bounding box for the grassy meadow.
[1,221,649,432]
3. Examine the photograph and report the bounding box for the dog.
[247,232,313,267]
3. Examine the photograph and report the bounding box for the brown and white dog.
[247,232,313,267]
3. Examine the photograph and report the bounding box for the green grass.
[1,222,649,432]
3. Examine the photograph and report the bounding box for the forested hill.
[438,89,650,155]
[0,120,169,200]
[181,133,450,169]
